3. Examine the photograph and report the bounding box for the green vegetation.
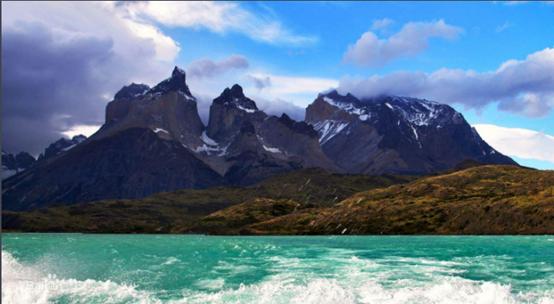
[5,165,553,235]
[3,168,410,233]
[249,165,554,235]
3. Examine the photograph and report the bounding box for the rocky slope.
[306,91,516,174]
[2,128,224,211]
[100,67,205,149]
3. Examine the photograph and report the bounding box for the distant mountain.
[2,67,517,210]
[38,135,87,161]
[2,128,225,211]
[306,90,516,174]
[1,151,36,180]
[2,135,87,180]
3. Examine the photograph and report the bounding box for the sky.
[2,1,554,169]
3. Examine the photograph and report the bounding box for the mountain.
[2,67,336,210]
[203,84,338,184]
[1,151,36,180]
[2,135,87,180]
[305,90,516,174]
[2,128,224,211]
[38,135,87,161]
[2,66,518,211]
[100,67,205,149]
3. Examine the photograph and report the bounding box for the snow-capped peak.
[318,91,453,127]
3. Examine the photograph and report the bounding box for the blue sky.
[3,1,554,169]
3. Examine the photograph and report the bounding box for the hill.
[246,165,554,235]
[2,169,409,233]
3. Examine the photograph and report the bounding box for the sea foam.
[2,250,553,304]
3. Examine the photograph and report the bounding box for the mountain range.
[2,67,516,211]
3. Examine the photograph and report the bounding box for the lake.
[2,234,554,303]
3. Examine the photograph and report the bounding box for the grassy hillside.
[2,168,409,233]
[5,165,552,235]
[247,165,554,234]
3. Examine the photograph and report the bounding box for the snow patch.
[153,128,169,134]
[263,145,282,154]
[62,144,76,152]
[237,105,256,113]
[200,131,218,146]
[313,120,349,145]
[194,133,228,156]
[323,97,367,117]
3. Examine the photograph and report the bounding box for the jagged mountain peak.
[114,83,150,100]
[2,150,36,180]
[319,89,359,104]
[306,89,515,174]
[38,134,88,161]
[315,90,460,127]
[148,66,193,97]
[214,84,258,112]
[172,66,186,77]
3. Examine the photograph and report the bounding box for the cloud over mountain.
[339,48,554,117]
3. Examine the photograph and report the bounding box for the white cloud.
[344,19,462,67]
[125,1,317,46]
[473,124,554,164]
[187,55,249,79]
[247,73,338,107]
[339,48,554,117]
[251,74,338,96]
[62,124,101,138]
[371,18,394,31]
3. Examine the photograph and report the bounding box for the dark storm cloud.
[2,23,115,154]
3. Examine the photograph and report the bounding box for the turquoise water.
[2,234,554,304]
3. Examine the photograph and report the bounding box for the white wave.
[2,250,553,304]
[1,251,158,304]
[194,278,225,290]
[162,257,180,266]
[174,275,554,304]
